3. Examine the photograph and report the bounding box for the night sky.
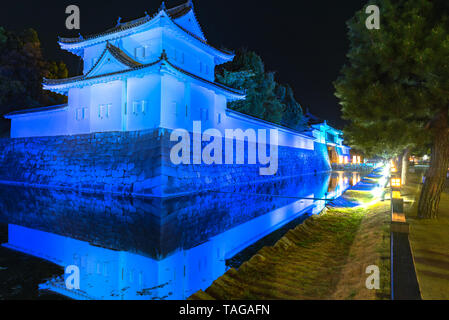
[0,0,366,128]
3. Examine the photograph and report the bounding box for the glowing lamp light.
[391,166,397,173]
[391,177,402,188]
[392,191,401,199]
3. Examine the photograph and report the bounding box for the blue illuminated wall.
[0,128,330,197]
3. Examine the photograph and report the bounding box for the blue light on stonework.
[0,171,356,300]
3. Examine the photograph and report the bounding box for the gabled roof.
[58,1,231,58]
[84,43,142,78]
[168,1,206,41]
[58,1,193,45]
[106,43,142,68]
[43,50,245,100]
[305,111,324,126]
[311,120,343,136]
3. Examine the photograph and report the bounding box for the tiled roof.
[43,59,161,86]
[166,0,193,19]
[306,111,324,126]
[5,104,68,118]
[57,1,232,56]
[59,15,154,44]
[43,50,244,97]
[81,43,141,78]
[107,43,142,68]
[164,59,244,96]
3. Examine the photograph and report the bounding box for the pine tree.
[335,0,449,218]
[275,84,308,131]
[216,49,306,129]
[0,27,68,136]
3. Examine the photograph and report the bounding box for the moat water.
[0,171,364,300]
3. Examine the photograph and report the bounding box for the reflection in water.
[0,171,362,300]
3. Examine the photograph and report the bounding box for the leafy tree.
[275,83,308,131]
[0,27,68,136]
[335,0,449,219]
[216,49,307,130]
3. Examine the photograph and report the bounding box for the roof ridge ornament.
[116,17,122,26]
[160,1,166,11]
[160,49,168,60]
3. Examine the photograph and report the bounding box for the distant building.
[311,121,351,164]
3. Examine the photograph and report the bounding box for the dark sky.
[0,0,366,128]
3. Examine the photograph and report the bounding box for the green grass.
[190,197,391,300]
[343,190,376,204]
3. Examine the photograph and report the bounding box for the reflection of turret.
[0,174,332,259]
[0,171,356,300]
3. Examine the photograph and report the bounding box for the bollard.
[390,174,420,300]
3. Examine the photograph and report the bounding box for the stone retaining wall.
[0,128,331,197]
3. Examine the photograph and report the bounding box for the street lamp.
[391,177,401,189]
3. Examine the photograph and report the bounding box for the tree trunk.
[401,148,410,185]
[418,108,449,219]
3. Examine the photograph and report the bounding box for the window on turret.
[144,46,151,59]
[201,108,209,122]
[133,101,140,115]
[103,263,109,277]
[139,272,143,289]
[141,100,147,114]
[98,104,112,119]
[135,47,145,59]
[76,107,88,121]
[173,49,185,64]
[171,102,178,118]
[76,108,83,121]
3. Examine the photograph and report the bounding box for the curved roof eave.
[43,53,244,100]
[58,9,234,61]
[4,104,69,119]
